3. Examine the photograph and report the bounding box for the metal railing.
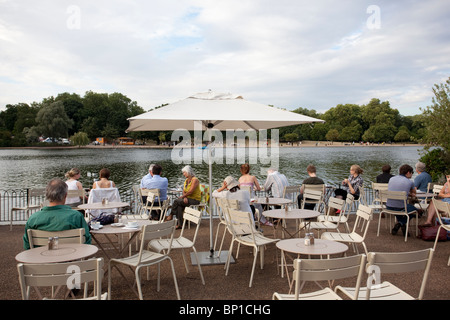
[1,185,376,225]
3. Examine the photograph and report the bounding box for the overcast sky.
[1,0,449,116]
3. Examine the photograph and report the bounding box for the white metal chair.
[148,207,205,285]
[273,254,366,300]
[27,228,86,248]
[306,197,347,237]
[300,189,324,212]
[431,198,450,266]
[225,209,279,287]
[336,248,434,300]
[378,190,418,242]
[282,185,301,209]
[301,184,325,211]
[17,258,106,300]
[317,193,354,233]
[107,219,180,300]
[86,187,121,219]
[214,197,240,258]
[321,204,373,256]
[10,187,46,230]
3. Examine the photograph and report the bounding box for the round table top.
[90,220,157,235]
[78,201,130,210]
[15,243,98,264]
[276,238,349,256]
[253,197,293,205]
[263,208,321,220]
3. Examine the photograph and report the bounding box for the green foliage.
[421,77,450,151]
[70,131,90,147]
[419,148,449,182]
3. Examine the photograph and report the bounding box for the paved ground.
[2,212,449,302]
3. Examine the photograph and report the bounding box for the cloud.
[0,0,449,116]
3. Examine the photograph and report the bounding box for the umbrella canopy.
[126,92,323,132]
[126,91,324,263]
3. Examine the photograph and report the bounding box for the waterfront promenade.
[2,212,449,301]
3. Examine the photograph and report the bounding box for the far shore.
[0,140,425,150]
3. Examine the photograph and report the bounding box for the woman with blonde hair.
[335,164,364,200]
[64,168,85,207]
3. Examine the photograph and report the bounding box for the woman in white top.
[65,168,84,207]
[92,168,116,189]
[213,176,255,223]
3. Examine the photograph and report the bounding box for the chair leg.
[249,247,259,288]
[192,247,205,285]
[135,267,144,300]
[225,240,235,274]
[167,258,181,300]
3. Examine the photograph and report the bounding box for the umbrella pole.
[190,130,234,266]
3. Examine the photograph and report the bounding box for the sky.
[0,0,449,116]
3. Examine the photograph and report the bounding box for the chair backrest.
[379,190,407,210]
[17,258,105,300]
[293,254,367,300]
[227,209,257,238]
[240,185,252,197]
[27,228,86,248]
[180,207,202,243]
[28,188,47,206]
[139,220,176,263]
[302,184,325,193]
[432,185,443,194]
[157,199,171,222]
[432,198,450,226]
[301,189,323,209]
[351,205,372,236]
[325,197,346,223]
[66,189,86,204]
[369,182,388,205]
[216,198,240,224]
[366,248,434,300]
[87,187,121,217]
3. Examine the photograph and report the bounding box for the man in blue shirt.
[414,162,432,192]
[387,164,417,236]
[143,164,168,220]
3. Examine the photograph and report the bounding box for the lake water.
[0,146,425,194]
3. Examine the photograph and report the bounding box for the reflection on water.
[0,146,424,194]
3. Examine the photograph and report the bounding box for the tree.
[421,77,450,151]
[30,101,73,140]
[325,129,340,143]
[70,131,89,147]
[283,133,298,142]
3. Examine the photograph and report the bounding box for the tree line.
[0,92,426,148]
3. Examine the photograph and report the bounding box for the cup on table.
[92,221,101,230]
[127,221,138,228]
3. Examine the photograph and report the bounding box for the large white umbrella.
[126,91,324,264]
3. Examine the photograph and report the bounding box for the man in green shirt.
[23,178,92,250]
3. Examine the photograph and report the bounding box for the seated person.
[376,164,394,183]
[142,164,168,220]
[168,165,201,229]
[140,164,155,189]
[387,164,417,236]
[421,174,450,226]
[297,164,324,210]
[23,178,91,250]
[92,168,116,189]
[213,176,259,225]
[414,162,432,193]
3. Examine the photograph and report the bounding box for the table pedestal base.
[190,251,235,266]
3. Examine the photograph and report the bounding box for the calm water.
[0,146,425,194]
